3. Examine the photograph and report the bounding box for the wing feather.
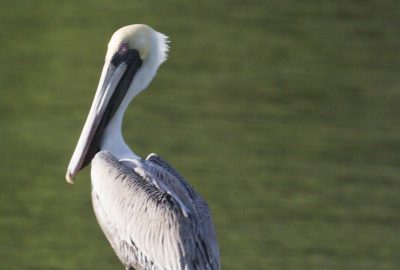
[91,151,219,270]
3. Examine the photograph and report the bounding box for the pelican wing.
[91,151,220,270]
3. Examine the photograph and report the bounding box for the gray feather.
[91,151,220,270]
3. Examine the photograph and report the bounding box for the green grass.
[1,0,400,269]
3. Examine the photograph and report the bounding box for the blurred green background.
[1,0,399,269]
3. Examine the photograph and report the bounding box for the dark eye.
[117,43,128,54]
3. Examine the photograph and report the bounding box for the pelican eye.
[117,43,129,54]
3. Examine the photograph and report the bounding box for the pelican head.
[66,24,169,184]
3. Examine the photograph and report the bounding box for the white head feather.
[106,24,169,92]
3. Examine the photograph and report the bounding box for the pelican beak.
[66,49,142,184]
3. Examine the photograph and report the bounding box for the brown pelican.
[66,25,220,270]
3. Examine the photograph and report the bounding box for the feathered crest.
[154,31,170,64]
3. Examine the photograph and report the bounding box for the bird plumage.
[91,151,220,270]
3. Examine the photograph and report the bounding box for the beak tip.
[66,170,75,184]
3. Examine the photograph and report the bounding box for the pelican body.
[66,25,220,270]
